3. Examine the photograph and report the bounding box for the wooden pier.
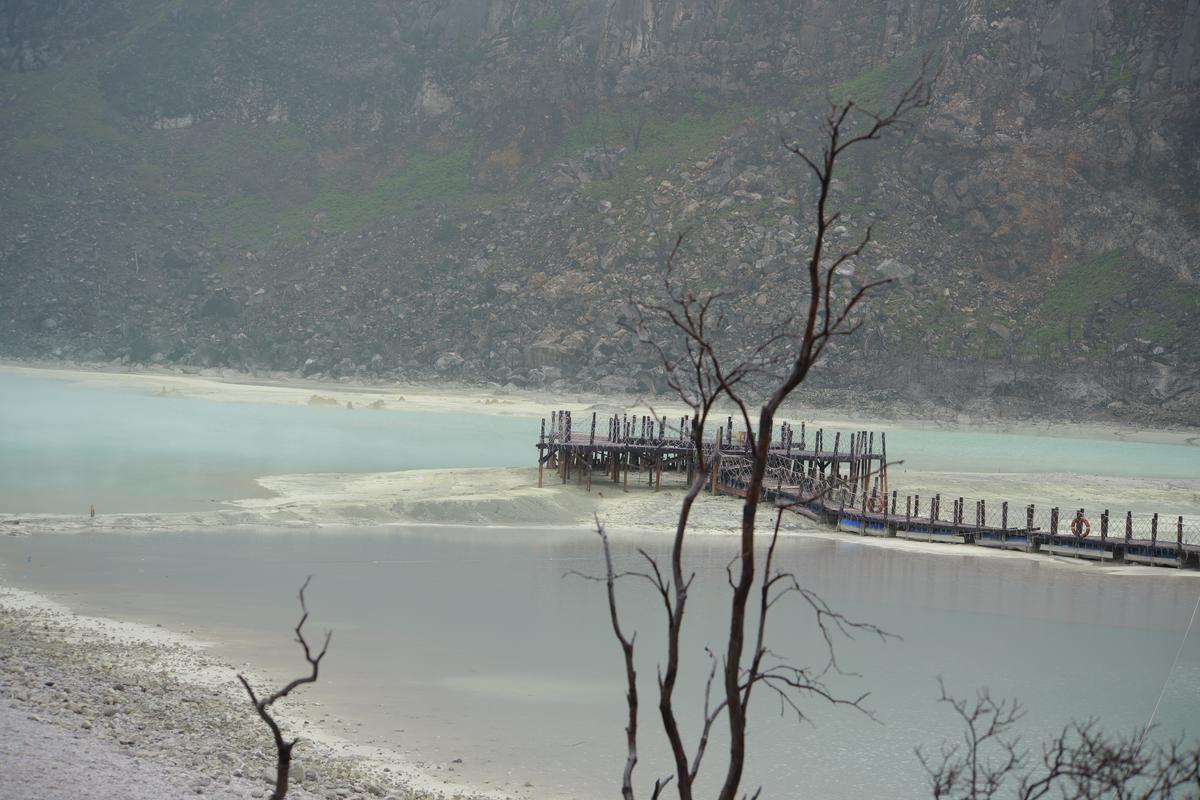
[536,410,1200,570]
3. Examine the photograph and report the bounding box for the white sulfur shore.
[0,585,509,800]
[0,466,745,536]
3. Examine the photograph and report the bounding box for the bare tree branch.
[596,59,935,800]
[919,680,1200,800]
[238,577,331,800]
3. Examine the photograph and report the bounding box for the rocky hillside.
[1,0,1198,424]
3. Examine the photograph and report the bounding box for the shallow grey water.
[2,527,1198,799]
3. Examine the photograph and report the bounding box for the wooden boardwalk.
[536,410,1200,570]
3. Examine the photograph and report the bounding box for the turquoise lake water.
[0,373,533,513]
[882,425,1199,479]
[1,370,1199,798]
[3,371,1197,516]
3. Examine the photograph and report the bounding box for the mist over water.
[2,371,1199,798]
[0,373,533,513]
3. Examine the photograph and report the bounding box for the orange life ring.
[1070,516,1091,539]
[867,495,885,513]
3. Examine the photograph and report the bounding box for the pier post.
[538,418,546,488]
[880,432,889,497]
[891,490,898,515]
[1151,513,1158,548]
[710,441,720,496]
[979,499,985,530]
[1051,507,1059,536]
[1179,517,1185,565]
[834,433,844,483]
[1125,511,1132,544]
[866,433,875,500]
[566,411,572,443]
[914,494,920,519]
[1001,501,1008,531]
[590,413,596,446]
[1026,504,1034,534]
[847,433,856,505]
[1101,510,1109,541]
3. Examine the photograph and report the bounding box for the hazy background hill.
[1,0,1197,424]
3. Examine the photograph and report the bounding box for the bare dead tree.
[917,677,1028,800]
[238,576,332,800]
[591,66,936,800]
[918,679,1200,800]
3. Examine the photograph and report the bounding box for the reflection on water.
[2,526,1197,799]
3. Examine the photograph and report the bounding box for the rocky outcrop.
[0,0,1197,424]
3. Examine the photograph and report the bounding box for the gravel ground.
[0,707,262,800]
[0,588,484,800]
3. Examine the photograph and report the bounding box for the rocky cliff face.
[1,0,1197,423]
